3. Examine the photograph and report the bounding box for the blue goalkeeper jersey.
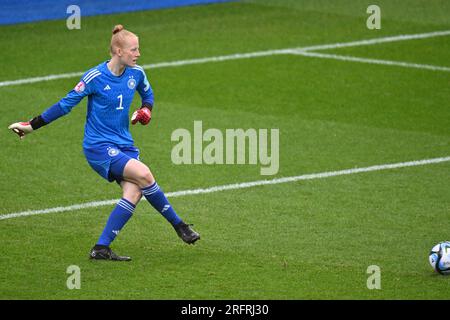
[55,61,153,148]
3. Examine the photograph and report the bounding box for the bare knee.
[123,159,155,188]
[128,167,154,188]
[137,169,154,187]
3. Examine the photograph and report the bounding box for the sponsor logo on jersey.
[127,78,136,90]
[74,81,85,93]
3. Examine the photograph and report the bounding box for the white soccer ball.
[429,241,450,275]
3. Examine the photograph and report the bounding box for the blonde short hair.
[110,24,138,56]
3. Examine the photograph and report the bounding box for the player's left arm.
[131,69,154,125]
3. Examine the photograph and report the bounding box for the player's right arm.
[8,71,97,139]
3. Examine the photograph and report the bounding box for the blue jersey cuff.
[142,99,154,108]
[142,101,153,109]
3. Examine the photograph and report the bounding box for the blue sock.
[97,198,135,246]
[141,182,182,226]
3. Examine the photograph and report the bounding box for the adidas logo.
[161,205,171,213]
[104,85,111,90]
[112,230,120,236]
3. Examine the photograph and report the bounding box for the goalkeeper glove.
[131,106,152,125]
[8,121,33,140]
[8,115,47,140]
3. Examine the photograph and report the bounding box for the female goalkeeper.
[8,25,200,261]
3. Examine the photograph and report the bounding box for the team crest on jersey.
[74,81,85,93]
[127,78,136,90]
[107,148,119,157]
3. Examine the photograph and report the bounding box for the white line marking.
[0,200,118,221]
[1,156,449,221]
[1,30,449,88]
[0,50,294,87]
[141,49,296,69]
[293,51,450,72]
[298,30,450,52]
[0,71,85,88]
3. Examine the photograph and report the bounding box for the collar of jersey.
[103,61,128,79]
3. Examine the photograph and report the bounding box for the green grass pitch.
[0,0,449,299]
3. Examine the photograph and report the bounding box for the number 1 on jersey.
[116,94,124,110]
